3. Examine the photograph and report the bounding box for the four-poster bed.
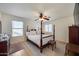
[26,13,56,53]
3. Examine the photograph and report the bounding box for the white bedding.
[26,33,53,47]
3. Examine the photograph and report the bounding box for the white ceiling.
[0,3,75,20]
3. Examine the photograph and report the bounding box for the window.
[45,24,52,32]
[12,21,23,37]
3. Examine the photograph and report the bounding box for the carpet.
[9,43,24,54]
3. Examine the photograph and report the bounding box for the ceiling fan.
[35,13,51,21]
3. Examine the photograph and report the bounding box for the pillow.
[26,32,30,36]
[30,31,36,35]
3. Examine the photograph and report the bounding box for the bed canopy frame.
[40,20,55,52]
[27,13,55,53]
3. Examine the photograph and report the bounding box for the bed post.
[27,25,28,32]
[40,20,43,53]
[53,25,55,41]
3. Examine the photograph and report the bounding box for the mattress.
[27,34,53,47]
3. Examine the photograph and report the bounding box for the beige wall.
[0,12,27,43]
[0,12,27,34]
[53,16,74,42]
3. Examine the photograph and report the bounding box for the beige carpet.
[10,41,66,56]
[10,42,32,56]
[26,41,66,56]
[10,43,25,54]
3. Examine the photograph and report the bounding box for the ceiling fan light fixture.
[43,16,48,18]
[39,18,44,21]
[35,12,50,21]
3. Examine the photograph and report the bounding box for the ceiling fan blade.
[35,19,38,21]
[45,18,49,20]
[48,17,51,18]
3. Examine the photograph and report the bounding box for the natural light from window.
[12,21,23,37]
[45,24,52,32]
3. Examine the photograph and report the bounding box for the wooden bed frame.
[26,20,55,53]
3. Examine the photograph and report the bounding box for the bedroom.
[0,3,78,56]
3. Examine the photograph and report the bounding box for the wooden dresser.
[69,26,79,45]
[0,40,8,56]
[0,34,10,56]
[65,26,79,55]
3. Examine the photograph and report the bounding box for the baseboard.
[56,40,68,44]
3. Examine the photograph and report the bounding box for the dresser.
[65,26,79,55]
[0,34,10,56]
[69,26,79,45]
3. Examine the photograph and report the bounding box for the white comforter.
[26,33,53,47]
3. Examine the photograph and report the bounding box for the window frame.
[45,24,53,32]
[11,20,24,37]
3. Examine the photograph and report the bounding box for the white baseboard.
[56,40,68,44]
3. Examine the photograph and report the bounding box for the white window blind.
[12,21,23,37]
[45,24,52,32]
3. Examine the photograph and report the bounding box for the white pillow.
[30,31,36,35]
[26,32,30,36]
